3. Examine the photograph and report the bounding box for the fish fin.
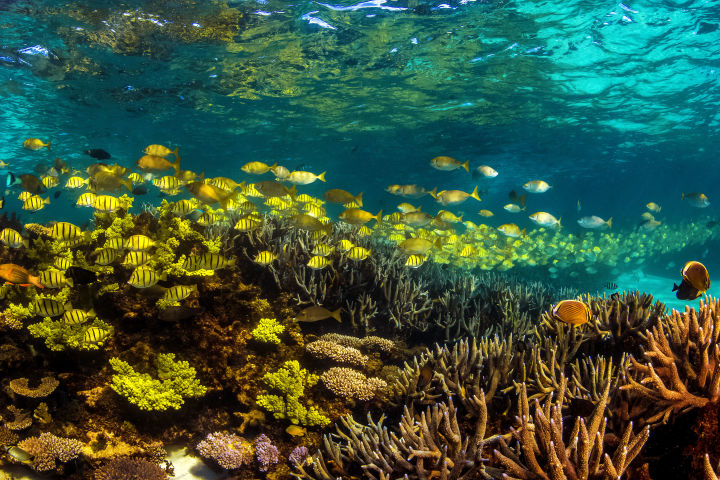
[159,272,168,282]
[171,154,181,173]
[461,160,469,172]
[123,177,133,192]
[331,308,342,322]
[45,141,51,150]
[606,217,613,229]
[43,197,50,204]
[375,210,383,225]
[672,283,679,292]
[226,258,236,268]
[287,184,297,200]
[434,237,444,249]
[22,239,29,248]
[317,171,326,182]
[65,277,74,288]
[87,308,96,318]
[521,228,527,237]
[470,186,481,202]
[428,187,437,199]
[190,284,198,292]
[458,213,463,222]
[63,302,72,311]
[355,192,363,207]
[519,194,527,207]
[681,192,685,200]
[557,217,562,228]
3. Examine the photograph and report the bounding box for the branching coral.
[251,317,285,344]
[17,432,83,472]
[94,457,168,480]
[109,353,206,411]
[320,367,386,401]
[621,296,720,424]
[28,317,113,351]
[306,341,368,366]
[256,360,330,427]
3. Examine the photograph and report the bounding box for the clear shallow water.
[1,0,719,286]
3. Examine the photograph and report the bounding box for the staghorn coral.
[306,340,368,367]
[391,336,514,413]
[109,353,206,411]
[621,296,720,424]
[196,432,251,470]
[17,432,83,472]
[293,394,490,480]
[2,405,32,431]
[320,367,387,401]
[9,375,59,398]
[0,425,18,446]
[27,317,113,351]
[255,434,279,472]
[490,379,649,480]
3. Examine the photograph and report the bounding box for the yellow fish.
[323,189,362,206]
[143,144,179,158]
[128,266,166,288]
[478,209,494,217]
[523,180,552,193]
[65,176,88,189]
[124,235,154,252]
[405,254,427,268]
[432,186,482,206]
[287,171,326,185]
[646,202,661,212]
[22,195,50,212]
[430,156,469,172]
[241,161,276,175]
[76,192,96,208]
[254,251,277,265]
[295,305,341,322]
[347,246,370,261]
[0,228,27,248]
[307,256,331,270]
[93,195,121,213]
[497,224,525,238]
[23,138,50,150]
[339,208,382,225]
[83,327,110,345]
[163,285,198,302]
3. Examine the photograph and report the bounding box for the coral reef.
[17,432,83,472]
[8,376,59,398]
[196,432,251,470]
[320,367,387,401]
[109,353,207,411]
[251,317,285,344]
[94,457,168,480]
[254,434,279,472]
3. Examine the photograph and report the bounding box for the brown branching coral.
[319,333,395,354]
[306,340,368,367]
[94,457,168,480]
[293,394,491,480]
[391,336,514,414]
[0,425,18,447]
[17,432,83,472]
[621,296,720,424]
[320,367,387,401]
[490,380,649,480]
[9,375,59,398]
[2,405,32,431]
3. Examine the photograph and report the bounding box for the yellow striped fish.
[405,254,427,268]
[234,217,262,232]
[50,222,86,242]
[162,284,198,302]
[153,175,182,190]
[124,235,154,251]
[93,248,121,266]
[22,195,50,212]
[53,257,72,270]
[83,327,110,345]
[337,239,354,252]
[93,195,121,213]
[103,238,124,250]
[76,192,96,207]
[0,228,27,248]
[182,255,204,272]
[41,175,59,188]
[347,246,370,261]
[17,191,32,202]
[311,244,334,256]
[172,199,197,216]
[65,176,88,189]
[238,201,258,213]
[128,266,166,288]
[31,298,71,317]
[62,309,95,325]
[199,253,235,270]
[122,251,152,268]
[198,212,223,227]
[307,256,331,270]
[39,269,73,288]
[128,172,144,184]
[253,251,277,265]
[357,226,372,237]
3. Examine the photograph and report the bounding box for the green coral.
[202,236,223,254]
[27,317,113,351]
[251,318,285,344]
[109,353,206,411]
[92,210,136,243]
[3,303,33,323]
[256,360,329,427]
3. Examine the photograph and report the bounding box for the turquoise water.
[2,1,720,478]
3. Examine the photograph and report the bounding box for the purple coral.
[288,446,309,466]
[196,432,249,470]
[254,434,279,472]
[17,432,83,472]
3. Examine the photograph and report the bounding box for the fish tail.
[672,283,679,292]
[65,277,74,288]
[6,173,16,187]
[331,308,342,322]
[317,171,326,182]
[557,217,562,229]
[288,184,297,200]
[355,192,363,207]
[519,194,527,207]
[470,186,481,202]
[22,239,29,248]
[43,197,50,205]
[428,187,437,199]
[434,237,444,249]
[461,160,469,172]
[521,228,527,237]
[123,177,133,192]
[681,192,685,200]
[375,210,383,224]
[45,141,51,150]
[606,217,613,229]
[171,154,181,173]
[87,308,96,318]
